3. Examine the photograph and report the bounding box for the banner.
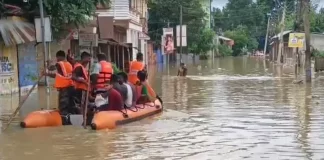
[176,25,187,47]
[288,33,305,48]
[163,28,174,54]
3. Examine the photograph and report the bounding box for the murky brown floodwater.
[1,56,324,160]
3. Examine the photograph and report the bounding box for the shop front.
[0,43,19,95]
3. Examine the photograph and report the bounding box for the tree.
[224,25,258,56]
[190,28,215,58]
[1,0,110,39]
[148,0,207,54]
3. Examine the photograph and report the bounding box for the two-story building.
[95,0,150,64]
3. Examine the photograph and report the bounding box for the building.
[269,30,324,65]
[0,17,38,95]
[200,0,212,28]
[96,0,149,62]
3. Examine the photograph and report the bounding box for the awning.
[0,17,36,46]
[139,32,150,40]
[218,36,232,41]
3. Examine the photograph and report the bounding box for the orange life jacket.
[96,61,113,89]
[54,61,73,88]
[73,63,88,91]
[128,61,145,85]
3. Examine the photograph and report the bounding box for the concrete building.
[95,0,149,63]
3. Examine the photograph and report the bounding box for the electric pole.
[264,13,271,56]
[302,0,311,82]
[277,2,286,64]
[179,5,183,64]
[38,0,49,93]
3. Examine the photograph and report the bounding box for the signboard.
[176,25,187,47]
[18,43,38,94]
[34,17,53,42]
[79,33,98,47]
[288,33,305,48]
[162,28,174,54]
[0,44,16,94]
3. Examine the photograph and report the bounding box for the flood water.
[1,56,324,160]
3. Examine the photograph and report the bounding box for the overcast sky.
[212,0,324,9]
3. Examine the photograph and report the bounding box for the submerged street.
[1,57,324,159]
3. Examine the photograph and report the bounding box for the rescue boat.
[20,99,163,129]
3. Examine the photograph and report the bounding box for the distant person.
[44,50,76,116]
[177,63,187,77]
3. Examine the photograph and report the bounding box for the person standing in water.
[72,51,91,112]
[44,50,76,116]
[177,62,187,77]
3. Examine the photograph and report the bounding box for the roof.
[271,30,292,40]
[218,36,232,41]
[0,17,36,46]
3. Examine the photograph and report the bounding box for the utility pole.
[179,5,183,64]
[167,20,170,75]
[264,13,271,57]
[277,2,286,64]
[38,0,49,93]
[302,0,311,82]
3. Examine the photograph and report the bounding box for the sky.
[212,0,324,9]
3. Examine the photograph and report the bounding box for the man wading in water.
[177,63,187,77]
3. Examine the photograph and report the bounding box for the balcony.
[95,0,140,24]
[140,17,148,33]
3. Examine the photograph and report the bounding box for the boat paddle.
[2,74,44,131]
[82,43,93,129]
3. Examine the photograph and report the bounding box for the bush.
[312,49,324,58]
[218,44,233,56]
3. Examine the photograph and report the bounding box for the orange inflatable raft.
[20,99,163,129]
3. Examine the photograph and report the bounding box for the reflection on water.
[1,57,324,159]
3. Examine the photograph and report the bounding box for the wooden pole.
[277,2,286,64]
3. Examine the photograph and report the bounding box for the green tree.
[190,28,215,58]
[148,0,207,54]
[1,0,110,39]
[224,26,258,56]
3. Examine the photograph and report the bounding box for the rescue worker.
[128,52,146,85]
[90,54,114,94]
[72,51,91,112]
[44,50,76,116]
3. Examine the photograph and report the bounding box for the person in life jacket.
[44,50,76,116]
[135,70,156,104]
[90,54,114,94]
[128,52,147,85]
[72,51,91,112]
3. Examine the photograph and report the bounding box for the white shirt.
[124,83,133,108]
